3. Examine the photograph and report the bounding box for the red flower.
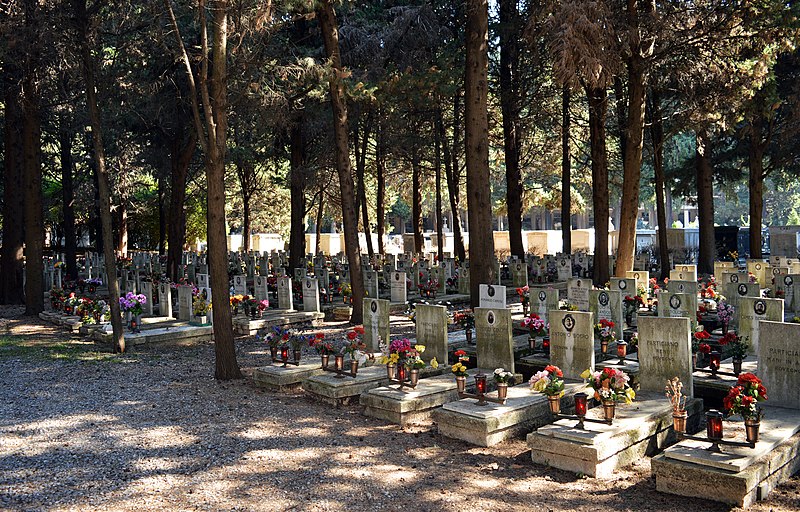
[545,365,563,377]
[698,343,711,354]
[454,350,467,358]
[694,329,710,340]
[737,373,761,386]
[316,333,325,339]
[354,326,365,335]
[347,331,357,340]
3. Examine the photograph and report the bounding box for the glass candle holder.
[475,374,487,394]
[280,347,289,361]
[706,410,724,441]
[574,392,588,417]
[709,351,721,374]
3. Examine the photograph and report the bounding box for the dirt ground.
[1,309,798,511]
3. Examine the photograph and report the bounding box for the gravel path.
[0,313,798,512]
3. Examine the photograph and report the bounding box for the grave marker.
[549,310,595,380]
[415,304,449,367]
[302,278,320,313]
[638,317,693,396]
[479,284,507,309]
[390,271,407,303]
[738,297,783,354]
[567,278,591,311]
[475,307,514,372]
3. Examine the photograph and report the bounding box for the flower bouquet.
[582,367,636,421]
[723,373,767,443]
[595,319,616,354]
[530,365,565,414]
[666,377,688,432]
[516,286,530,314]
[453,310,475,344]
[521,313,548,350]
[718,332,749,374]
[493,368,514,400]
[717,301,734,332]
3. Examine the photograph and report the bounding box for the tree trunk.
[315,184,324,256]
[411,153,423,254]
[499,0,523,259]
[289,117,306,271]
[561,85,571,254]
[696,128,715,275]
[1,77,25,305]
[648,90,670,280]
[616,62,647,276]
[748,115,765,259]
[375,118,386,255]
[22,0,43,315]
[74,0,124,351]
[158,174,167,256]
[435,120,444,262]
[356,118,374,258]
[440,107,466,262]
[316,0,364,324]
[61,123,78,281]
[465,0,494,306]
[167,130,195,282]
[117,199,128,256]
[242,188,251,252]
[587,85,609,286]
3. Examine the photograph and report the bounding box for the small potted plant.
[718,331,749,375]
[595,319,616,356]
[530,365,565,414]
[191,295,210,326]
[522,313,548,350]
[723,373,767,444]
[493,368,514,400]
[666,377,688,433]
[453,310,475,344]
[582,367,636,421]
[516,286,530,316]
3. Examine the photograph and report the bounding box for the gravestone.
[668,280,697,295]
[589,289,623,336]
[233,275,247,296]
[277,276,293,310]
[659,293,697,321]
[475,307,514,372]
[158,282,172,318]
[254,275,269,303]
[671,264,697,281]
[738,297,783,354]
[758,321,800,410]
[196,273,209,290]
[557,257,571,281]
[532,289,559,324]
[479,284,507,309]
[773,272,797,310]
[302,278,320,313]
[610,277,637,297]
[637,317,693,397]
[713,261,735,278]
[746,260,768,286]
[318,268,330,293]
[363,270,379,298]
[390,271,407,303]
[139,282,154,316]
[177,285,193,321]
[549,310,595,380]
[511,260,528,287]
[567,278,591,311]
[430,265,445,293]
[363,298,390,352]
[627,270,650,296]
[293,267,305,283]
[457,266,470,295]
[415,304,449,367]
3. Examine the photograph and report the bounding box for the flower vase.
[529,335,536,350]
[321,354,329,368]
[745,417,760,444]
[455,376,466,393]
[334,354,345,377]
[133,314,142,333]
[350,359,359,375]
[692,353,698,370]
[409,368,419,387]
[732,357,743,375]
[722,321,729,335]
[625,311,633,327]
[522,303,529,316]
[548,395,561,414]
[387,364,397,380]
[672,411,688,433]
[465,328,473,345]
[497,383,508,401]
[602,399,616,421]
[270,347,277,360]
[293,349,302,362]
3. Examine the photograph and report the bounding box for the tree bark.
[242,185,251,252]
[648,90,670,280]
[74,0,124,350]
[411,152,423,254]
[316,0,364,324]
[696,128,715,275]
[439,109,466,262]
[587,85,609,286]
[1,76,25,305]
[465,0,494,306]
[748,113,766,259]
[498,0,523,259]
[315,183,324,256]
[355,117,373,258]
[167,130,195,282]
[117,199,128,256]
[22,0,44,315]
[289,117,307,271]
[158,174,167,256]
[61,123,78,281]
[561,85,571,254]
[435,120,444,262]
[375,118,386,255]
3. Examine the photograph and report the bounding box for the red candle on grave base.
[617,341,628,358]
[709,351,721,372]
[280,347,289,361]
[475,374,487,394]
[543,338,550,351]
[574,393,588,417]
[397,364,407,382]
[706,410,724,440]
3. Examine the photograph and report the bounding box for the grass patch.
[0,335,135,363]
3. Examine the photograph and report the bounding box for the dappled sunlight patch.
[238,448,322,468]
[235,422,329,440]
[131,456,191,473]
[327,463,418,486]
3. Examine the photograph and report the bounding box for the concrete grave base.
[92,324,213,347]
[39,312,83,333]
[652,406,800,508]
[233,311,324,335]
[433,380,586,447]
[360,369,482,426]
[527,392,704,478]
[251,360,327,392]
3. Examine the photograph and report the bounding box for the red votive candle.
[475,374,487,394]
[574,392,588,417]
[543,338,550,351]
[397,364,407,382]
[617,341,628,358]
[281,347,289,361]
[706,410,724,441]
[709,351,721,372]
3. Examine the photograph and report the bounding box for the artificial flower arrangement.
[453,310,475,330]
[559,300,578,311]
[87,277,103,287]
[529,365,565,397]
[257,299,270,311]
[692,326,711,354]
[230,294,245,308]
[379,337,437,369]
[723,373,767,420]
[521,313,548,337]
[119,292,147,316]
[666,377,687,414]
[623,295,644,311]
[717,301,734,326]
[418,278,440,293]
[581,367,636,404]
[308,332,335,355]
[342,326,368,364]
[192,295,210,317]
[516,285,530,305]
[718,331,749,360]
[493,368,514,384]
[595,319,616,343]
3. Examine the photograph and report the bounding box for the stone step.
[233,311,324,335]
[92,324,212,347]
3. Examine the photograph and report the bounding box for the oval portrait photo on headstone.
[599,292,609,306]
[576,280,582,288]
[731,274,739,283]
[562,314,575,332]
[738,284,748,296]
[306,280,311,288]
[487,285,495,297]
[785,276,794,287]
[669,295,681,310]
[756,263,762,271]
[619,280,627,290]
[754,300,767,316]
[487,311,495,325]
[634,273,640,279]
[370,301,378,313]
[538,291,546,302]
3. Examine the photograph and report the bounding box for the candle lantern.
[706,410,724,441]
[616,341,628,365]
[542,337,550,355]
[474,373,487,394]
[709,351,721,376]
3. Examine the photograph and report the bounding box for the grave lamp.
[474,373,487,395]
[616,341,628,365]
[706,410,724,442]
[709,351,721,376]
[542,337,550,354]
[280,346,289,362]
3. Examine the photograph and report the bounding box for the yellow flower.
[414,344,426,353]
[624,388,636,404]
[388,353,399,364]
[531,379,548,392]
[580,368,593,380]
[430,358,439,369]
